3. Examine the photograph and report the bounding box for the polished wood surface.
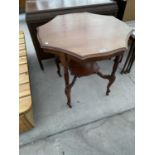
[26,0,115,13]
[37,13,133,60]
[19,31,34,132]
[37,13,133,108]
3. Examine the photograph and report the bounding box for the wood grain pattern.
[19,96,32,114]
[19,50,26,57]
[19,44,26,50]
[19,83,31,98]
[19,109,34,132]
[37,13,133,60]
[19,56,27,65]
[19,33,24,39]
[19,38,25,44]
[19,72,29,84]
[19,31,24,34]
[19,64,28,74]
[19,31,34,132]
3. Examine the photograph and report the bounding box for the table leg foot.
[67,102,72,108]
[97,72,116,95]
[64,74,77,108]
[106,76,116,95]
[106,90,110,96]
[67,103,72,108]
[65,87,71,108]
[55,57,62,77]
[107,55,120,94]
[39,60,44,70]
[97,55,120,95]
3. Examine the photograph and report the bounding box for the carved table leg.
[97,55,121,95]
[55,56,62,77]
[63,65,71,108]
[62,54,121,107]
[106,55,121,95]
[64,70,77,108]
[62,54,77,108]
[65,76,77,108]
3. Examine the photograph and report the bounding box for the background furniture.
[19,31,34,132]
[26,0,121,70]
[37,13,133,108]
[121,32,135,74]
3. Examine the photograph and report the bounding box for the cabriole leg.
[64,74,77,108]
[106,55,121,95]
[55,56,62,77]
[96,55,121,95]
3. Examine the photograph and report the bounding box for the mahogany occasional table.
[37,13,133,108]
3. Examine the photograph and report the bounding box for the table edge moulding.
[37,13,133,61]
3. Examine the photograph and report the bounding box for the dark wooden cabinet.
[26,0,122,70]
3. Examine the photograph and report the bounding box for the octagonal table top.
[37,12,133,60]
